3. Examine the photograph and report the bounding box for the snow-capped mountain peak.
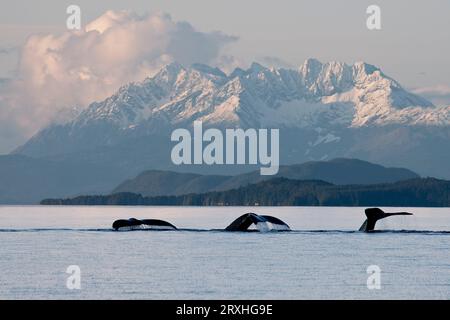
[60,59,448,132]
[13,59,450,180]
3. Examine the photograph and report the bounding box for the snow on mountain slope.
[51,59,445,132]
[14,59,449,161]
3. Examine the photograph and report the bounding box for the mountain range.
[3,59,450,204]
[113,158,418,197]
[13,59,450,180]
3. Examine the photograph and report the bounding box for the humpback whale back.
[112,218,177,231]
[225,213,290,232]
[359,208,413,232]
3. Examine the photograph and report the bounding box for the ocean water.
[0,206,449,299]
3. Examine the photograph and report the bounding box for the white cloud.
[0,10,238,153]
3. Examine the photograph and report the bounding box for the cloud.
[0,10,238,153]
[412,85,450,107]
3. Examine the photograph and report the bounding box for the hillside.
[112,158,419,196]
[42,177,450,207]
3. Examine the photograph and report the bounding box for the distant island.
[41,177,450,207]
[0,157,419,204]
[112,158,419,197]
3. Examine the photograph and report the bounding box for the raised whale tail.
[359,208,413,232]
[112,218,177,231]
[225,213,290,232]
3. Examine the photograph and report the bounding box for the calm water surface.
[0,206,449,299]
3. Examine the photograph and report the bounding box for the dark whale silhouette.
[359,208,413,232]
[112,209,412,232]
[112,218,177,231]
[225,213,290,232]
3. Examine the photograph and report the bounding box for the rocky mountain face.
[14,59,450,179]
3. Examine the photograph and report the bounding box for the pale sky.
[1,0,449,87]
[0,0,449,153]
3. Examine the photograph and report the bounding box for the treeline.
[41,177,450,207]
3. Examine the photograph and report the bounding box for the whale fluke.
[359,208,413,232]
[112,218,177,231]
[225,213,290,232]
